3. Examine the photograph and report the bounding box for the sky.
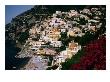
[5,5,34,24]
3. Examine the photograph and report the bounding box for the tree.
[59,32,70,46]
[61,49,85,70]
[75,31,95,46]
[18,31,29,44]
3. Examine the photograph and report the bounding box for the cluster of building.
[15,7,105,70]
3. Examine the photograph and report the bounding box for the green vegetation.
[59,32,71,46]
[48,56,53,66]
[18,31,29,44]
[61,49,85,70]
[69,31,96,46]
[76,31,95,46]
[55,46,66,52]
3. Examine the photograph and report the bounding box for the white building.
[60,28,66,32]
[56,11,62,15]
[82,8,91,14]
[50,41,62,47]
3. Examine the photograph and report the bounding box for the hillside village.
[5,5,106,70]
